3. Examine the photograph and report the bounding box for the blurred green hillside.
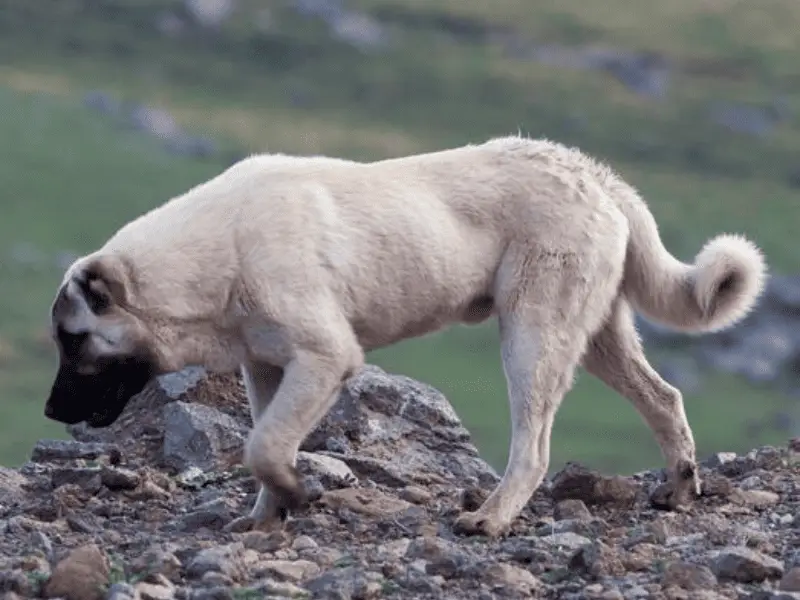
[0,0,797,472]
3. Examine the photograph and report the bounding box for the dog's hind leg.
[454,241,624,537]
[582,298,701,508]
[243,316,363,530]
[228,362,284,531]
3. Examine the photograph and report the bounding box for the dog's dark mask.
[44,355,154,428]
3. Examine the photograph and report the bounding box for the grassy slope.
[0,1,797,471]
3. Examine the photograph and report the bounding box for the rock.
[550,463,638,506]
[241,530,290,553]
[702,452,738,469]
[748,593,800,600]
[318,487,413,518]
[256,559,320,583]
[162,401,246,471]
[662,561,718,590]
[240,577,310,597]
[134,580,175,600]
[398,485,432,505]
[186,543,247,582]
[730,488,780,508]
[1,366,800,600]
[302,365,499,488]
[553,499,592,521]
[405,536,469,578]
[105,582,137,600]
[30,440,122,464]
[130,547,182,583]
[43,544,110,600]
[50,466,103,491]
[540,532,592,552]
[711,546,784,582]
[479,562,540,595]
[100,466,141,491]
[296,452,357,489]
[305,567,384,599]
[569,540,626,577]
[0,468,27,506]
[781,567,800,592]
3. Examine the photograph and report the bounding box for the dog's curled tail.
[617,190,767,334]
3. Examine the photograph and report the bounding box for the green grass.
[0,0,797,473]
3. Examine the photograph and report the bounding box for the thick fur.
[45,136,767,536]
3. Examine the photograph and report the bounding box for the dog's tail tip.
[692,232,768,332]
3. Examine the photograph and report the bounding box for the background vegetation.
[0,0,797,473]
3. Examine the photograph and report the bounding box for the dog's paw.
[224,514,286,534]
[452,511,509,538]
[224,515,257,533]
[650,461,701,512]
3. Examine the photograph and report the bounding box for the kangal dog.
[44,136,766,536]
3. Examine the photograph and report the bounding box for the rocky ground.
[1,365,799,600]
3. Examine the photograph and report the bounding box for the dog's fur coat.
[45,136,767,536]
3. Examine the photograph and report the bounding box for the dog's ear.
[80,255,133,312]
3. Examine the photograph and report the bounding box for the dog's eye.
[76,277,110,314]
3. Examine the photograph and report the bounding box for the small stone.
[711,546,784,583]
[43,544,110,600]
[130,547,183,583]
[540,532,592,551]
[296,452,356,488]
[662,561,718,590]
[241,530,290,553]
[730,488,780,508]
[781,567,800,592]
[291,536,319,553]
[177,509,230,532]
[30,439,122,464]
[131,479,172,502]
[550,463,638,506]
[554,499,592,521]
[569,540,626,577]
[134,581,174,600]
[50,467,102,490]
[243,577,310,597]
[305,567,384,599]
[186,543,246,582]
[399,486,433,505]
[700,473,734,497]
[702,452,737,469]
[0,571,38,597]
[481,562,540,595]
[100,466,141,491]
[319,487,412,518]
[256,559,320,583]
[105,582,137,600]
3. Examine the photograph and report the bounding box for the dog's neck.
[150,317,246,375]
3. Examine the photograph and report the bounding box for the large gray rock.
[302,365,499,489]
[162,401,247,472]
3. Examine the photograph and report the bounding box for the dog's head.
[44,253,159,428]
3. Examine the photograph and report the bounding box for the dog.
[44,136,767,537]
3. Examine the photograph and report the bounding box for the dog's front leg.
[242,344,361,530]
[227,361,284,532]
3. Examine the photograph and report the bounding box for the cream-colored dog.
[44,136,766,537]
